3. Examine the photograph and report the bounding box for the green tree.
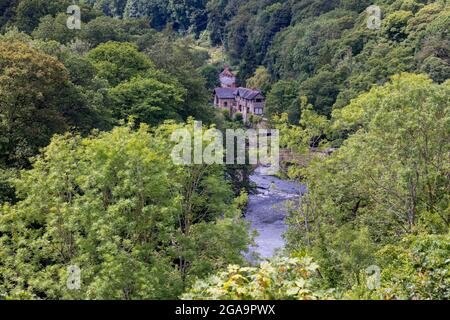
[285,74,450,288]
[246,66,271,94]
[0,122,250,299]
[199,64,221,91]
[382,10,413,42]
[419,56,450,84]
[265,80,300,124]
[124,0,139,18]
[206,0,242,46]
[168,0,208,34]
[183,256,332,300]
[109,74,186,125]
[0,0,17,31]
[87,41,154,87]
[0,41,93,167]
[13,0,70,33]
[145,34,212,122]
[79,16,128,47]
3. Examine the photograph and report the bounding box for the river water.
[245,166,306,262]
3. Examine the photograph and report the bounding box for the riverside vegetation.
[0,0,449,300]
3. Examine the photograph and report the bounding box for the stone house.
[213,66,265,122]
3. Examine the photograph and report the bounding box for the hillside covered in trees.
[0,0,449,300]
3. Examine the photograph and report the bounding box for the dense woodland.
[0,0,449,299]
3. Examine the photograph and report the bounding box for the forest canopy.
[0,0,449,300]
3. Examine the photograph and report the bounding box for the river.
[245,166,306,262]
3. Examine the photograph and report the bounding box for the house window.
[256,99,262,103]
[224,102,228,107]
[255,108,263,115]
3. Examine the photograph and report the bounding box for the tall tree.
[0,123,250,299]
[0,41,93,167]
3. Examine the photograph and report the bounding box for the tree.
[0,41,81,167]
[136,0,170,30]
[246,66,271,94]
[145,34,212,122]
[0,0,17,31]
[183,256,332,300]
[80,16,128,47]
[371,233,450,300]
[124,0,139,18]
[109,74,186,125]
[199,64,221,91]
[0,122,250,299]
[266,9,357,81]
[419,56,450,84]
[168,0,208,34]
[206,0,242,46]
[273,97,330,156]
[13,0,70,33]
[382,10,413,42]
[32,13,78,44]
[265,80,300,124]
[285,74,450,288]
[92,0,128,17]
[298,69,344,117]
[87,41,154,87]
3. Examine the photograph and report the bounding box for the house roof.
[220,77,236,86]
[214,87,235,99]
[234,87,263,100]
[220,65,235,78]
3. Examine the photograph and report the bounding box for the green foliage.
[0,167,17,205]
[90,0,208,34]
[32,13,78,44]
[87,41,154,86]
[183,256,332,300]
[298,69,345,116]
[0,0,448,301]
[233,112,243,122]
[206,0,241,46]
[267,9,357,81]
[265,80,300,123]
[109,75,186,125]
[273,97,330,154]
[13,0,70,33]
[285,74,450,289]
[373,233,450,300]
[344,233,450,300]
[79,16,150,47]
[145,34,212,122]
[30,39,91,86]
[246,66,271,94]
[0,41,98,168]
[223,0,449,119]
[419,56,450,84]
[199,64,221,91]
[0,0,18,31]
[0,123,250,299]
[225,0,292,79]
[382,10,413,42]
